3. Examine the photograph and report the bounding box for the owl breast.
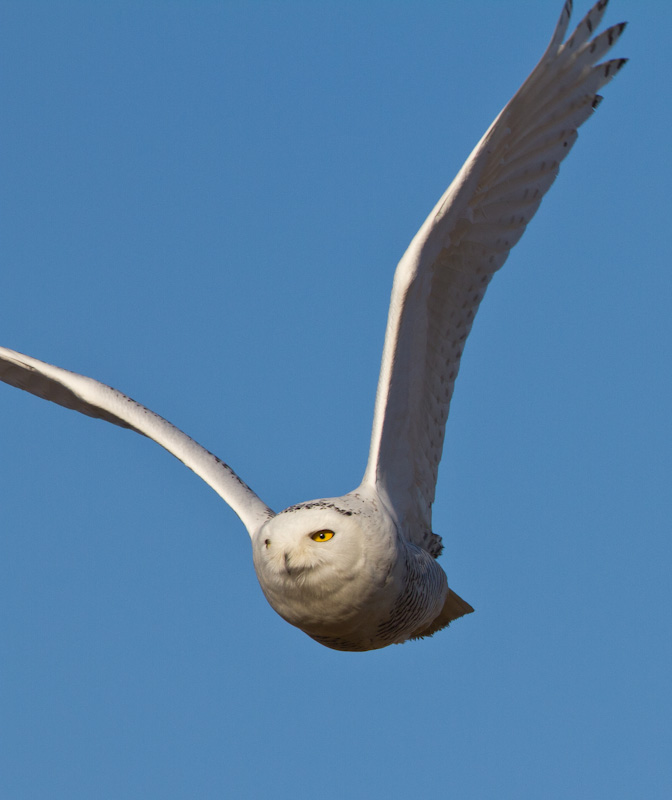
[309,543,448,651]
[251,493,448,652]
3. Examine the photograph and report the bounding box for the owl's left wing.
[360,1,626,555]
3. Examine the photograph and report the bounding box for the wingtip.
[551,0,574,50]
[603,56,628,78]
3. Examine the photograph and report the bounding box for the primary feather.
[0,2,626,650]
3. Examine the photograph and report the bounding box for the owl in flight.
[0,2,626,650]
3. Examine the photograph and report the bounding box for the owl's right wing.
[0,346,274,536]
[361,1,626,555]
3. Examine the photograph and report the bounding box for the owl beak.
[283,551,311,577]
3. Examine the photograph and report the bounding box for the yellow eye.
[310,530,334,542]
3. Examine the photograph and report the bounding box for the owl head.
[251,493,398,637]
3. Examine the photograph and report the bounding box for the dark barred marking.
[309,634,369,652]
[608,22,626,45]
[376,546,444,642]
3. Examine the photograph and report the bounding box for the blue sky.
[0,1,669,797]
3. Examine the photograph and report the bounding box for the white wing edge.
[0,346,274,536]
[361,0,625,498]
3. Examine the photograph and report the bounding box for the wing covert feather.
[361,1,626,555]
[0,346,274,536]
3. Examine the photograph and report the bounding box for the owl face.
[251,496,398,637]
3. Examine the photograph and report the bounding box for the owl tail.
[410,588,474,640]
[443,589,474,623]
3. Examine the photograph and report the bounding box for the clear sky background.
[0,1,669,797]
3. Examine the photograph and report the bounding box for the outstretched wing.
[361,0,627,555]
[0,346,274,535]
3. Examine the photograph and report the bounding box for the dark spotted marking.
[209,449,269,499]
[278,500,357,517]
[427,532,444,558]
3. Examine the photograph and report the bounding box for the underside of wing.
[0,346,274,536]
[361,1,627,554]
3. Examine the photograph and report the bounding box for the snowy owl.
[0,2,626,651]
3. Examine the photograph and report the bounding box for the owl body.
[251,489,449,651]
[0,2,626,651]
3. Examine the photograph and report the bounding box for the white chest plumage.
[252,492,449,651]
